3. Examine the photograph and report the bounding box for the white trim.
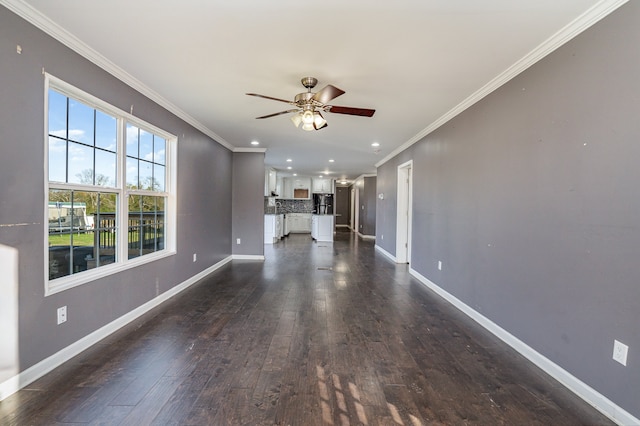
[396,160,413,264]
[0,255,232,401]
[233,147,266,153]
[232,255,265,261]
[375,244,396,263]
[2,0,233,151]
[375,0,629,169]
[409,267,639,426]
[336,224,350,228]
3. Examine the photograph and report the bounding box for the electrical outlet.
[438,261,442,271]
[57,306,67,325]
[613,340,628,366]
[193,253,197,262]
[237,238,241,245]
[381,235,383,240]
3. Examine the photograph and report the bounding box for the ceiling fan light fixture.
[301,122,315,131]
[313,113,327,129]
[291,113,303,128]
[302,109,314,125]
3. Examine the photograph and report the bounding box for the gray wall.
[359,176,377,236]
[0,7,234,373]
[376,2,640,418]
[335,186,350,226]
[232,152,265,255]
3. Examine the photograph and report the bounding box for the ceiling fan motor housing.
[301,77,318,89]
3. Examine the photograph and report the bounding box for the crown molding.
[233,147,266,153]
[1,0,235,151]
[376,0,629,169]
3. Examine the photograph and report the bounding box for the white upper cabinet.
[265,168,277,196]
[312,178,333,194]
[282,177,311,199]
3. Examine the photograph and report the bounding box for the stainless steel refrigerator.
[313,193,333,215]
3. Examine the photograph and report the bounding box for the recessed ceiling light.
[287,166,292,170]
[286,158,292,162]
[341,181,347,184]
[293,173,297,176]
[324,171,329,175]
[371,142,380,147]
[251,141,259,146]
[329,159,335,163]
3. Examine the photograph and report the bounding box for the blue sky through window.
[48,89,118,186]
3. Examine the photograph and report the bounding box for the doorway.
[396,161,413,264]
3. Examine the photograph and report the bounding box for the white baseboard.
[375,244,397,263]
[232,254,265,261]
[0,255,233,401]
[409,268,639,426]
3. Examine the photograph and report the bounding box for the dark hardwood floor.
[1,229,613,425]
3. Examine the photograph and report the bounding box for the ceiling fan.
[247,77,375,131]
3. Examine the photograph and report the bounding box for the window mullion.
[117,117,128,265]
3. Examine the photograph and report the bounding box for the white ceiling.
[6,0,621,181]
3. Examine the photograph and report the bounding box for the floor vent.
[317,267,333,271]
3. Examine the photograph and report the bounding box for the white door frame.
[396,160,413,263]
[350,188,355,231]
[354,186,360,234]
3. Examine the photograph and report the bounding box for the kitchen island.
[311,214,334,242]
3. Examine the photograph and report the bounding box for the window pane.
[48,89,67,137]
[127,195,165,259]
[68,99,94,145]
[139,130,153,162]
[126,124,139,157]
[49,137,67,182]
[139,160,153,190]
[126,157,138,189]
[128,195,143,259]
[154,164,165,192]
[67,142,94,185]
[95,109,116,151]
[95,149,117,187]
[154,136,166,165]
[48,189,106,279]
[94,192,118,267]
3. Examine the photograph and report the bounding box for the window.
[46,75,176,294]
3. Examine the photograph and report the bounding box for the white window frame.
[44,74,177,296]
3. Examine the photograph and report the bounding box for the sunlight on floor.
[316,364,424,425]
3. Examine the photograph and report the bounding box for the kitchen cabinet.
[311,214,334,242]
[265,169,277,196]
[282,177,311,199]
[312,178,333,194]
[264,214,283,244]
[286,213,311,233]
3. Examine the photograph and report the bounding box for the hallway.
[1,230,612,425]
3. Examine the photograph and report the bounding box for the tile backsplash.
[264,198,314,214]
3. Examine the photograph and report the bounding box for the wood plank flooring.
[1,229,613,425]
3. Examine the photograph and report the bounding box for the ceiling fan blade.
[246,93,295,105]
[255,109,299,119]
[312,85,345,104]
[327,105,376,117]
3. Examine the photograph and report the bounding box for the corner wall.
[376,2,640,420]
